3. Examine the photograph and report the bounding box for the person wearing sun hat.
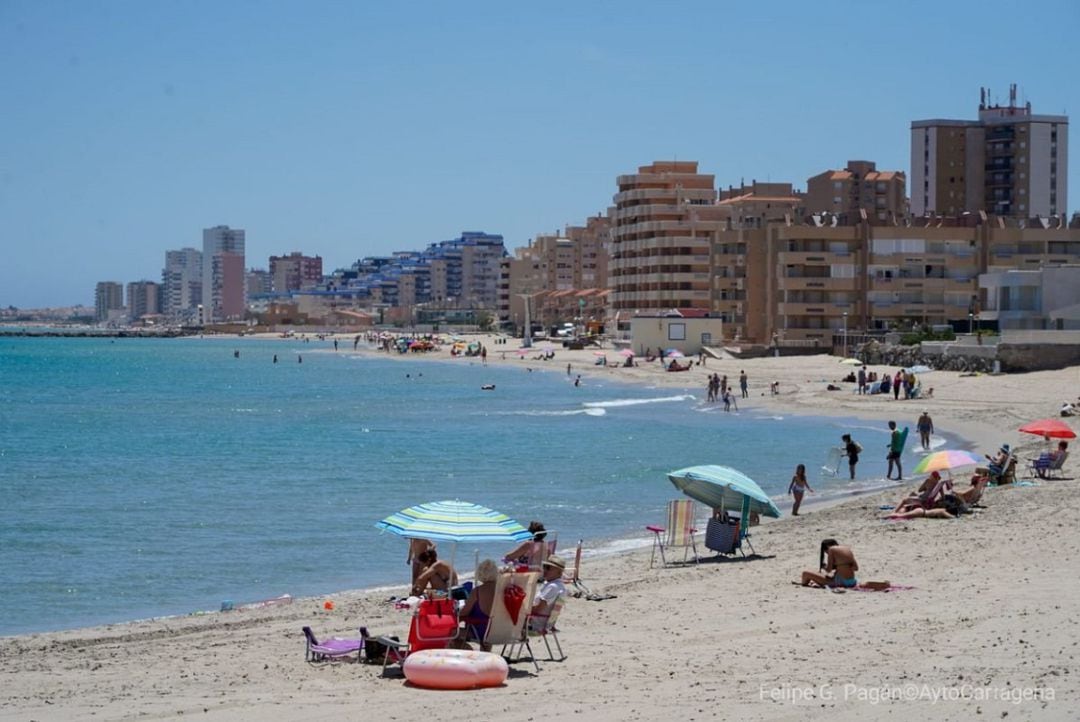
[529,556,567,630]
[985,444,1012,483]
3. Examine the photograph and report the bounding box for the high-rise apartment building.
[805,160,906,223]
[162,247,203,322]
[564,215,611,290]
[202,225,246,322]
[126,281,161,321]
[246,268,271,299]
[609,161,724,315]
[497,217,610,330]
[94,281,124,322]
[269,252,323,293]
[911,86,1068,218]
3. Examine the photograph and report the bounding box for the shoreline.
[2,334,1011,640]
[3,338,1077,720]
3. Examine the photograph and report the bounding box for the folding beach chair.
[646,499,699,568]
[379,598,458,675]
[483,571,540,673]
[1028,451,1069,480]
[561,540,592,597]
[301,626,364,663]
[524,596,566,662]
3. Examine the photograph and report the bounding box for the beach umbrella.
[667,465,782,521]
[1018,418,1077,440]
[839,358,862,365]
[618,349,635,358]
[375,500,532,544]
[911,449,982,477]
[664,349,684,358]
[592,350,607,357]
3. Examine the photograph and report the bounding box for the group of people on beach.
[847,364,931,400]
[705,373,739,411]
[404,521,565,649]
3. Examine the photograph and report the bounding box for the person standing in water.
[886,420,903,480]
[917,411,934,450]
[841,434,861,480]
[788,464,813,515]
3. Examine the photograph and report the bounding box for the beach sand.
[3,337,1078,720]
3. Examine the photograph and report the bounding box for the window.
[833,196,842,204]
[667,323,686,341]
[1019,204,1026,211]
[834,181,842,191]
[1020,141,1026,149]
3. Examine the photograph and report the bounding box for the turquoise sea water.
[0,336,958,636]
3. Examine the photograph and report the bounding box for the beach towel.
[851,585,915,593]
[503,583,526,625]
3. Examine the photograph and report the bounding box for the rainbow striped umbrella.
[912,449,982,476]
[375,500,532,543]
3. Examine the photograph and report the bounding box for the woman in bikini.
[800,539,859,588]
[410,548,458,597]
[503,521,548,570]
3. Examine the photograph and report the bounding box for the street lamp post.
[969,312,974,335]
[518,294,534,349]
[842,312,848,358]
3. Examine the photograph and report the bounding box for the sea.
[0,334,961,636]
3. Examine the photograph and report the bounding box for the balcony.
[777,277,857,292]
[777,251,855,265]
[777,303,855,316]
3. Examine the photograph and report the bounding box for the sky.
[2,0,1078,309]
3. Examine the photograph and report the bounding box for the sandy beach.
[3,337,1078,721]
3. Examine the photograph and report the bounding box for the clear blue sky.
[2,0,1077,308]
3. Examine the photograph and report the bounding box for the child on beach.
[788,464,813,516]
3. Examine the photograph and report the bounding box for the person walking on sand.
[857,365,867,395]
[893,370,902,400]
[739,370,748,399]
[886,420,903,480]
[842,433,861,480]
[917,410,934,450]
[788,464,813,515]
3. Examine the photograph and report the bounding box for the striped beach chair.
[646,499,700,568]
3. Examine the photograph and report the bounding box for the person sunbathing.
[411,548,458,597]
[504,521,547,570]
[894,471,951,512]
[799,539,859,588]
[887,507,955,520]
[460,559,500,650]
[954,474,991,504]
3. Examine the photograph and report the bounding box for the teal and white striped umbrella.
[375,500,532,543]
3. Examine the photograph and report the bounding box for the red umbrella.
[1018,418,1077,439]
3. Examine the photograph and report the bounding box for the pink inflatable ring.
[402,648,509,690]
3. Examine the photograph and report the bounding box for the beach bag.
[503,583,526,625]
[361,634,398,664]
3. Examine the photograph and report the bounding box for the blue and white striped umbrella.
[375,500,532,543]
